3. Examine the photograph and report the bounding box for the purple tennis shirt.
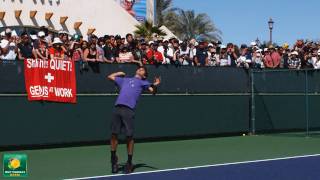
[114,76,151,109]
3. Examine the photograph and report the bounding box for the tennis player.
[107,66,161,174]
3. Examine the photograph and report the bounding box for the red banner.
[24,59,77,103]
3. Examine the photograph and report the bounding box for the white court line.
[64,153,320,180]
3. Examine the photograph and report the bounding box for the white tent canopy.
[1,0,140,38]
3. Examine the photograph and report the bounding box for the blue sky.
[173,0,320,46]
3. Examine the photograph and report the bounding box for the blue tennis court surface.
[66,154,320,180]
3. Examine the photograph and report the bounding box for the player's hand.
[153,76,161,86]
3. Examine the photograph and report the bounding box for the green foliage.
[134,20,167,40]
[155,0,222,41]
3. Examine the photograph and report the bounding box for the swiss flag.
[24,59,77,103]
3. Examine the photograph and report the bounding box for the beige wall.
[0,0,140,38]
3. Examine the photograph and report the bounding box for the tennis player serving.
[107,66,161,174]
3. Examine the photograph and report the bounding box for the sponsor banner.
[24,59,77,103]
[115,0,147,22]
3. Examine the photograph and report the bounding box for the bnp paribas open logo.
[3,154,28,178]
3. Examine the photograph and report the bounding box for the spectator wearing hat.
[236,45,252,69]
[1,41,17,60]
[208,44,219,66]
[49,37,65,60]
[312,50,320,69]
[35,41,49,60]
[279,43,290,69]
[0,28,14,60]
[288,51,301,69]
[264,45,281,68]
[219,45,231,66]
[17,32,35,60]
[157,39,173,64]
[34,31,49,59]
[252,49,264,69]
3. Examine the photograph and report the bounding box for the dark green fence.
[251,69,320,134]
[0,61,250,148]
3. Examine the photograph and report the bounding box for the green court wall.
[0,95,249,147]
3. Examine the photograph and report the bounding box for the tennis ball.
[9,158,20,169]
[242,134,246,136]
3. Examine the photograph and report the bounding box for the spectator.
[132,41,147,65]
[312,50,320,69]
[3,26,320,70]
[70,35,83,62]
[226,43,238,67]
[252,49,264,69]
[49,38,65,60]
[280,43,290,68]
[103,36,117,63]
[97,37,106,62]
[125,33,135,51]
[208,43,220,66]
[146,42,163,65]
[288,51,301,69]
[1,42,17,60]
[236,44,252,69]
[17,32,35,60]
[83,42,98,62]
[219,45,231,66]
[173,41,191,66]
[34,31,49,59]
[160,40,174,64]
[194,42,208,66]
[0,28,12,60]
[118,46,134,63]
[35,40,49,60]
[264,46,281,68]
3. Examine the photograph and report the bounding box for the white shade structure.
[0,0,140,38]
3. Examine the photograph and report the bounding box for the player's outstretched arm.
[107,72,126,81]
[148,76,161,94]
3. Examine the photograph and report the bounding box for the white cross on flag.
[24,58,77,103]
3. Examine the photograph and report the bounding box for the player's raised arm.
[149,76,161,94]
[107,72,126,81]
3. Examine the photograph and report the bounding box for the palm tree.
[134,20,167,40]
[167,9,222,41]
[156,0,176,26]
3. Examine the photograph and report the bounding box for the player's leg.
[127,136,134,164]
[110,107,122,173]
[122,107,135,173]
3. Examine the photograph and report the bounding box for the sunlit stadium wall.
[0,0,140,38]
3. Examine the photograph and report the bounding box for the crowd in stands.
[1,27,320,69]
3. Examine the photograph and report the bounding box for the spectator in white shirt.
[219,45,231,66]
[208,43,219,66]
[252,49,265,69]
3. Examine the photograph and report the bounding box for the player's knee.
[127,136,134,142]
[111,133,118,139]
